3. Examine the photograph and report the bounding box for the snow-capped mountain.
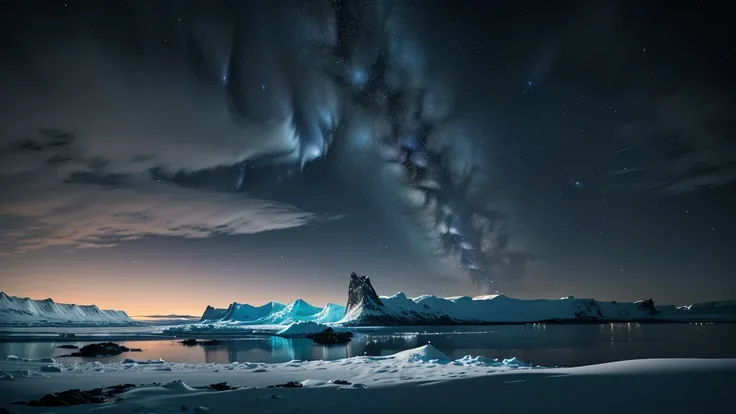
[257,299,322,324]
[221,301,285,323]
[312,303,348,324]
[199,306,229,322]
[339,273,736,325]
[197,300,346,325]
[0,292,135,326]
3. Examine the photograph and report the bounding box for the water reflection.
[1,324,735,367]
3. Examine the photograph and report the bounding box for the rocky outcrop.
[574,299,604,320]
[14,382,240,407]
[267,381,303,388]
[180,339,221,346]
[14,384,136,407]
[635,299,659,316]
[71,342,134,357]
[346,272,383,314]
[305,328,354,345]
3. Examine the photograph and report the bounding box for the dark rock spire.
[345,272,384,314]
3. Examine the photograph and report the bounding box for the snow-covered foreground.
[1,346,735,413]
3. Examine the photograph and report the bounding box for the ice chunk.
[122,358,166,364]
[162,380,198,393]
[391,345,450,363]
[278,321,330,336]
[39,365,62,373]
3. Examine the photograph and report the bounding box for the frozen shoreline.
[1,345,735,413]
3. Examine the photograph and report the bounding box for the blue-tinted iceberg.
[198,299,346,325]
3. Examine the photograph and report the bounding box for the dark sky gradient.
[1,0,735,315]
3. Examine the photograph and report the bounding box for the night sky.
[1,0,734,316]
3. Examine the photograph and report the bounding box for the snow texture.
[0,292,135,326]
[0,345,735,413]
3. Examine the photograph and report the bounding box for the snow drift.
[1,345,735,413]
[338,273,736,325]
[0,292,135,326]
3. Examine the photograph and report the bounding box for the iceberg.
[195,300,346,326]
[312,303,347,323]
[277,321,330,336]
[221,301,286,323]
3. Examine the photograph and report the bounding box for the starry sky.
[1,0,735,317]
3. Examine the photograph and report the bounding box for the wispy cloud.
[0,30,334,254]
[0,176,331,254]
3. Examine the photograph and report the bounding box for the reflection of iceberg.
[0,342,61,360]
[271,336,315,361]
[320,344,350,360]
[269,336,293,360]
[268,336,348,361]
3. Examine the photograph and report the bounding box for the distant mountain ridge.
[338,272,736,325]
[198,300,346,325]
[190,273,736,328]
[0,292,135,326]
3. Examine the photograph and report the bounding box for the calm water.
[2,324,735,367]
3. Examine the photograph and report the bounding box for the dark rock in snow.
[74,342,130,357]
[206,382,238,391]
[106,384,136,393]
[27,390,106,407]
[636,299,660,316]
[574,300,604,320]
[306,328,353,345]
[332,380,351,385]
[267,381,303,388]
[56,344,79,349]
[17,384,136,407]
[34,394,67,407]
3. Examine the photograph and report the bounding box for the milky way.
[213,0,528,290]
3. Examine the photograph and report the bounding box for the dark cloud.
[616,88,736,194]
